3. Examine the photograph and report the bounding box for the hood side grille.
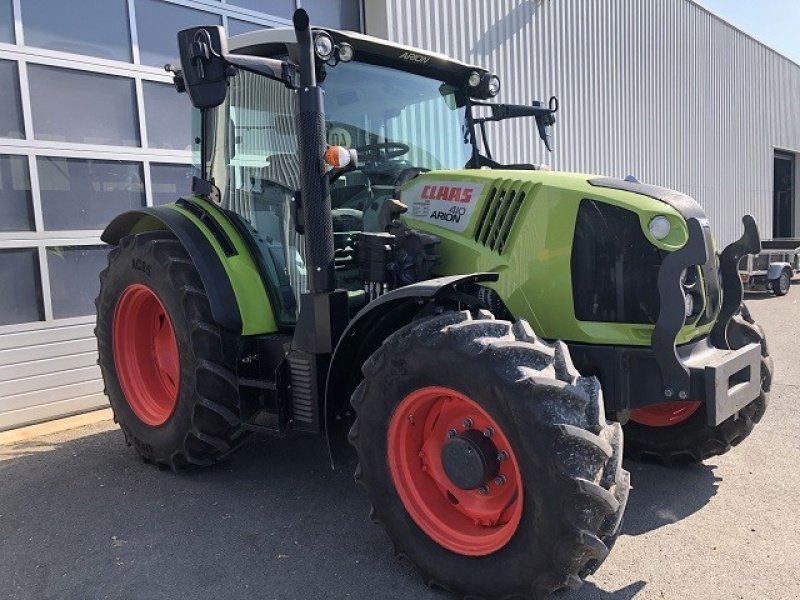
[473,182,526,254]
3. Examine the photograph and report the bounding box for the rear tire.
[624,303,771,464]
[95,232,248,469]
[349,311,629,599]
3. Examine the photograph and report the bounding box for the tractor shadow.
[620,458,720,536]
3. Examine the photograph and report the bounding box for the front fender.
[324,272,498,465]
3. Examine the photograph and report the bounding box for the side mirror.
[178,25,228,108]
[533,97,558,152]
[176,25,294,110]
[177,26,230,109]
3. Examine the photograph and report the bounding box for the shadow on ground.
[0,427,717,600]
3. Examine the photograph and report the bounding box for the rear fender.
[102,201,276,335]
[324,272,498,465]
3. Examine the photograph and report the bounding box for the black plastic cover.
[571,199,664,324]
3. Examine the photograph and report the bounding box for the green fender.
[101,196,277,335]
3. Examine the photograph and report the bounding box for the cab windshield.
[204,61,471,323]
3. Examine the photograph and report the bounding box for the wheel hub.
[386,386,524,556]
[440,429,500,490]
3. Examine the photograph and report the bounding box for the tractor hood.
[399,169,719,348]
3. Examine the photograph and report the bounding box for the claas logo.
[421,185,475,203]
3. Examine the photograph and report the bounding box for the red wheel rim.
[112,284,180,426]
[387,386,523,556]
[629,401,701,427]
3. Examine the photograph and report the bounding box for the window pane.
[228,0,293,19]
[0,249,43,325]
[28,65,140,146]
[143,81,191,150]
[38,157,145,230]
[0,0,13,43]
[0,60,25,139]
[301,0,360,29]
[135,0,221,68]
[150,163,192,205]
[20,0,131,62]
[0,154,34,231]
[47,245,110,319]
[228,18,270,37]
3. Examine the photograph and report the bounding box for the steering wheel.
[354,142,410,164]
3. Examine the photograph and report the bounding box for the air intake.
[473,181,527,253]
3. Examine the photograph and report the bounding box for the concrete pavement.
[1,286,798,600]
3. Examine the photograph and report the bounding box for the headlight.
[486,74,501,96]
[337,42,354,62]
[468,71,481,87]
[313,32,335,60]
[648,215,671,240]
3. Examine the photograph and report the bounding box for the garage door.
[0,320,106,431]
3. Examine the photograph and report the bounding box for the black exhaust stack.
[292,9,335,294]
[289,10,348,433]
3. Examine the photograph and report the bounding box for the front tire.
[95,232,248,469]
[624,303,771,463]
[349,311,629,599]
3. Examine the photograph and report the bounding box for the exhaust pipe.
[293,9,335,294]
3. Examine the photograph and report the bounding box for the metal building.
[1,0,798,430]
[0,0,359,430]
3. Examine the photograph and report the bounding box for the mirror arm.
[327,162,356,185]
[224,54,297,88]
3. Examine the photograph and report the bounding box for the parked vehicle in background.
[739,239,800,296]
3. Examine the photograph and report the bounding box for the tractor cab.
[192,26,556,323]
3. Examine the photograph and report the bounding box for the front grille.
[473,181,526,254]
[571,199,665,324]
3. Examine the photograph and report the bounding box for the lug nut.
[447,428,457,438]
[497,451,508,461]
[494,475,507,486]
[462,417,473,429]
[483,427,494,438]
[478,485,489,495]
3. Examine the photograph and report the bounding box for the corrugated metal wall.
[368,0,800,246]
[0,323,104,431]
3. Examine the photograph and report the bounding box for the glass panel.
[28,65,140,146]
[135,0,221,68]
[0,154,34,231]
[0,60,25,139]
[228,0,293,19]
[47,245,110,319]
[0,0,13,43]
[0,249,43,325]
[38,157,145,230]
[143,81,192,150]
[301,0,360,29]
[20,0,131,62]
[150,163,192,205]
[228,18,270,37]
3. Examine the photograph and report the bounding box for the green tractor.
[95,10,772,599]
